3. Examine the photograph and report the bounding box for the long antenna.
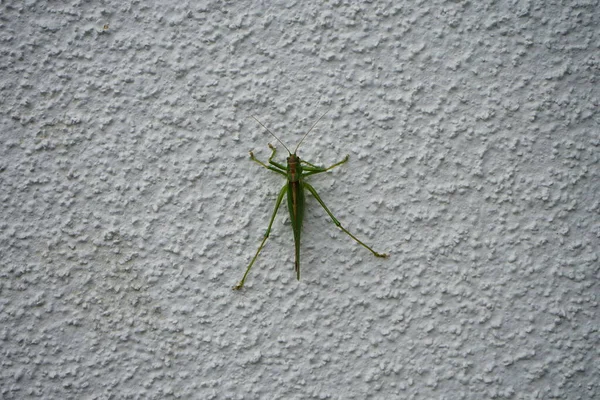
[293,109,330,154]
[251,116,291,154]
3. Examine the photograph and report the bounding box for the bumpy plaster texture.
[1,1,599,399]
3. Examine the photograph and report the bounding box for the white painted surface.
[1,1,598,399]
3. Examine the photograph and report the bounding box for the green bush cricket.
[233,111,388,290]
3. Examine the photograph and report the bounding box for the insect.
[233,111,388,290]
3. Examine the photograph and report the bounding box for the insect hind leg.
[233,184,288,290]
[304,182,388,258]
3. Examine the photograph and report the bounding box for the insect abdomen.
[287,156,304,279]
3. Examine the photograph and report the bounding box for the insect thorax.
[287,154,303,181]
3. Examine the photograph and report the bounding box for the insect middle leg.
[250,149,286,176]
[303,182,388,258]
[301,155,349,177]
[233,184,288,290]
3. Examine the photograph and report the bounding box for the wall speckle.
[1,1,598,399]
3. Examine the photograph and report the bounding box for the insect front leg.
[303,182,388,258]
[233,184,288,290]
[264,143,287,171]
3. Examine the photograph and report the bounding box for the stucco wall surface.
[1,1,599,399]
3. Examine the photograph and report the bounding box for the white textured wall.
[1,1,598,399]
